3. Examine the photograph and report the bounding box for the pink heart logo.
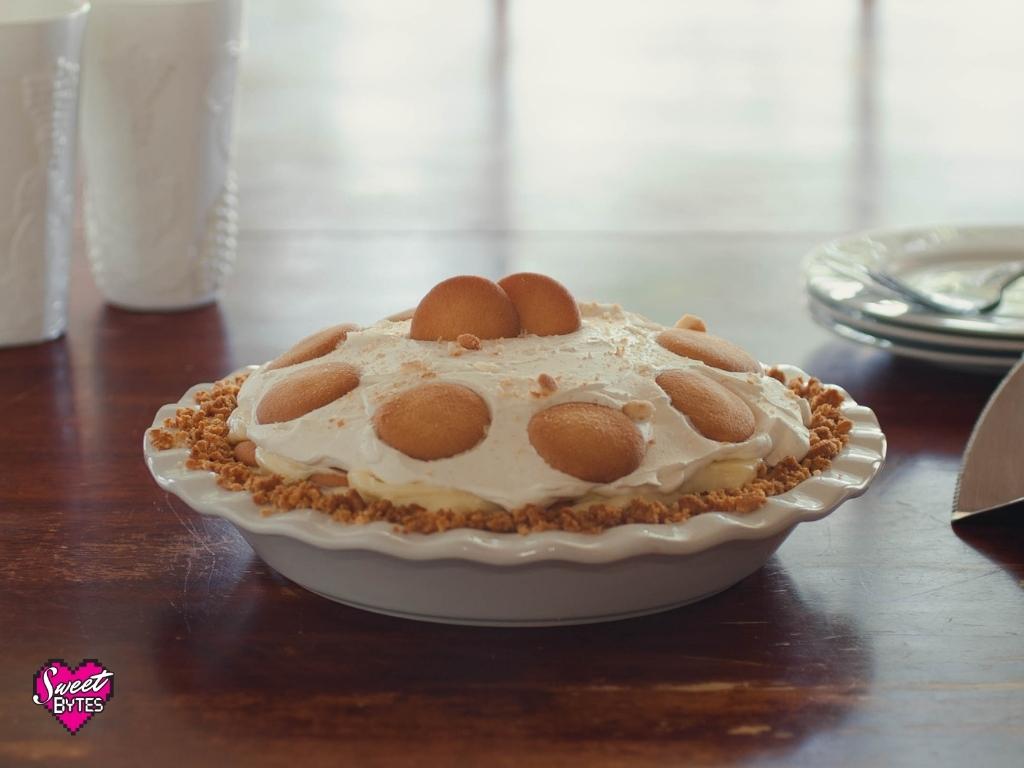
[32,659,114,734]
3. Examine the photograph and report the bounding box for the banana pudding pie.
[148,273,852,534]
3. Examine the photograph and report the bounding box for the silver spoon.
[821,255,1024,315]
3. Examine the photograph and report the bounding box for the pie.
[149,273,851,534]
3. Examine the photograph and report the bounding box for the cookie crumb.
[537,373,558,393]
[675,314,707,332]
[622,400,654,421]
[457,333,481,350]
[148,428,177,450]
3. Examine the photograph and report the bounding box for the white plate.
[809,302,1018,373]
[144,366,886,626]
[809,295,1024,355]
[804,225,1024,340]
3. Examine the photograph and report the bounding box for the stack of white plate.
[804,226,1024,373]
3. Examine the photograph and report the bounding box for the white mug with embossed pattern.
[0,1,89,347]
[81,0,244,311]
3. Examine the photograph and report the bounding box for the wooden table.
[2,2,1023,765]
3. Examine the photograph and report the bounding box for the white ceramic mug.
[81,0,244,311]
[0,0,89,347]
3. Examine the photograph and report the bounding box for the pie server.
[953,355,1024,522]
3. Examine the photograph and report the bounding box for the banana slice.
[348,470,501,514]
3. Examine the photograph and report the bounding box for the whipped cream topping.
[228,303,811,510]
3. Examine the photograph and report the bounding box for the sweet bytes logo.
[32,659,114,734]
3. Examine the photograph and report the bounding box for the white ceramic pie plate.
[144,365,885,626]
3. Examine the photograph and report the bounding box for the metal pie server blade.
[953,356,1024,522]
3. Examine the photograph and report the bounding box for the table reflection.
[147,558,872,762]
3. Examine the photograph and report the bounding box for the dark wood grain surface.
[3,1,1024,765]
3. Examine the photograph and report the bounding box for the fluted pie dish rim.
[144,364,885,566]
